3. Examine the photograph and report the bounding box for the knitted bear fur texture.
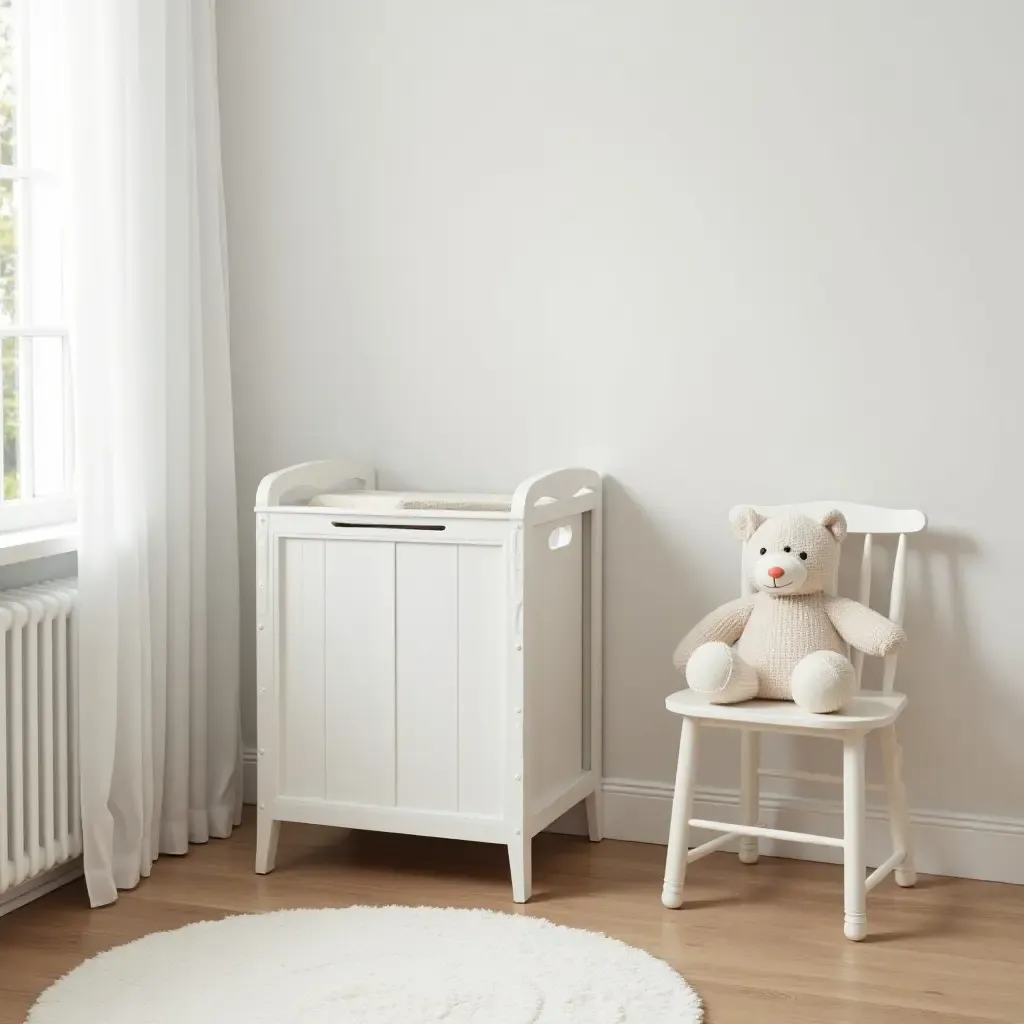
[673,507,905,714]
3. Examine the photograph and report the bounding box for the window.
[0,0,72,532]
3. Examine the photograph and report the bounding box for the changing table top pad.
[309,490,513,513]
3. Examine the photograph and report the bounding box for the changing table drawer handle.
[330,521,447,532]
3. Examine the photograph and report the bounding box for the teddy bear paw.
[686,642,759,704]
[791,651,856,713]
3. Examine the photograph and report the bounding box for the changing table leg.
[585,787,604,842]
[508,834,533,903]
[255,812,281,874]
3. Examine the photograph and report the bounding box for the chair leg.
[881,724,916,887]
[662,717,699,909]
[739,730,760,865]
[843,736,867,941]
[508,833,532,903]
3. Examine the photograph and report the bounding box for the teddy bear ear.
[729,505,767,542]
[819,509,848,543]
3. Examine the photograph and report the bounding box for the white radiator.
[0,580,80,914]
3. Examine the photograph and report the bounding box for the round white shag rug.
[29,906,702,1023]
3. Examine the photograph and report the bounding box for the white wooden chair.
[661,501,926,941]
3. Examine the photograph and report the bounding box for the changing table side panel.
[523,513,585,811]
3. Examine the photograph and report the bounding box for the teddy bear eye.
[783,546,791,553]
[799,551,808,560]
[759,547,766,555]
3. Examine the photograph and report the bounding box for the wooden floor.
[2,813,1022,1023]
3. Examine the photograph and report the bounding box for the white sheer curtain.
[62,0,242,907]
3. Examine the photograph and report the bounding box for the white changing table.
[254,459,603,901]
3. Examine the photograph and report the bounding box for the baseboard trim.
[243,747,258,805]
[0,859,83,918]
[597,777,1024,885]
[241,749,1024,885]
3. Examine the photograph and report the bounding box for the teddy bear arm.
[824,596,906,657]
[672,597,755,671]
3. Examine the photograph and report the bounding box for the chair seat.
[664,689,907,732]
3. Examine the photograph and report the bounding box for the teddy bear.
[673,507,905,713]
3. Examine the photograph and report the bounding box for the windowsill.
[0,522,78,567]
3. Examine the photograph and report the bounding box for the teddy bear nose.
[767,566,785,579]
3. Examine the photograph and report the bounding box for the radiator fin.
[0,580,79,898]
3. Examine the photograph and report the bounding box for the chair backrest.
[740,502,927,693]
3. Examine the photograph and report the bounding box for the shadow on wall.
[601,476,743,788]
[763,528,989,814]
[898,530,1010,815]
[552,476,743,834]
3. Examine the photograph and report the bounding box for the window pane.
[0,178,15,325]
[30,178,62,323]
[2,334,18,499]
[29,0,62,174]
[0,0,14,167]
[31,335,66,496]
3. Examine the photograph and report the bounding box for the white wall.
[217,0,1024,880]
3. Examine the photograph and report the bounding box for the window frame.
[0,0,74,534]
